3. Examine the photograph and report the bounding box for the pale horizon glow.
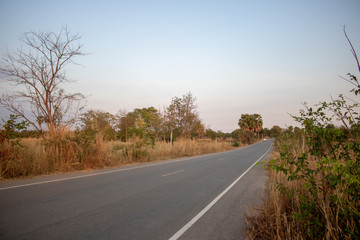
[1,0,360,132]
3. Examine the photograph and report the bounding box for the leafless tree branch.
[343,26,360,72]
[0,26,86,133]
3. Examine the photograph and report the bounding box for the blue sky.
[1,0,360,132]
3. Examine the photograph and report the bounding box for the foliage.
[204,129,232,141]
[117,111,137,142]
[232,128,257,144]
[247,28,360,240]
[0,115,29,141]
[260,127,271,138]
[270,125,283,138]
[166,92,203,142]
[116,92,204,144]
[238,113,263,133]
[233,141,240,147]
[266,76,360,239]
[236,113,264,143]
[0,115,30,178]
[205,128,218,140]
[117,107,162,143]
[79,110,117,141]
[133,107,162,143]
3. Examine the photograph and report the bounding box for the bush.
[246,74,360,239]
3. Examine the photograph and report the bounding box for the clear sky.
[1,0,360,132]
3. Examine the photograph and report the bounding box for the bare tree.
[0,26,85,133]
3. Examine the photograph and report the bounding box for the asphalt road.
[0,140,273,240]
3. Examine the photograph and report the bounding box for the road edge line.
[168,143,273,240]
[0,141,263,191]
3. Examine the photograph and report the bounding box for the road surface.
[0,140,272,240]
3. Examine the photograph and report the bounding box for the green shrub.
[268,75,360,239]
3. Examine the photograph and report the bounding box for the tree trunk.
[170,127,173,145]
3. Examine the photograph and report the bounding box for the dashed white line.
[161,170,185,177]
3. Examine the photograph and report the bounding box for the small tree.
[166,96,181,144]
[206,128,218,140]
[117,110,136,142]
[79,110,117,141]
[270,125,282,138]
[0,114,29,142]
[0,26,85,133]
[182,92,199,138]
[166,92,201,142]
[133,107,162,143]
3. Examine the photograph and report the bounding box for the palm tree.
[238,114,263,139]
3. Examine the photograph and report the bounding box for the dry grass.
[0,135,236,180]
[102,138,236,164]
[245,142,360,239]
[245,152,307,240]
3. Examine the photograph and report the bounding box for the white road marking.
[0,147,239,191]
[0,161,182,191]
[168,144,272,240]
[161,170,184,177]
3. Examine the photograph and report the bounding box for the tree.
[270,125,282,138]
[166,96,181,143]
[0,114,29,142]
[79,110,117,141]
[260,127,270,138]
[206,128,218,140]
[133,107,162,142]
[191,120,205,138]
[166,92,202,142]
[0,26,85,133]
[181,92,198,138]
[117,107,163,143]
[238,114,263,137]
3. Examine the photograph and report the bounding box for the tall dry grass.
[246,133,360,240]
[0,133,236,180]
[95,138,236,164]
[245,151,308,240]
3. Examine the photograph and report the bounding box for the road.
[0,140,273,240]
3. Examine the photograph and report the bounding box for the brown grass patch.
[1,136,236,180]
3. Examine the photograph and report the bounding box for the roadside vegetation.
[0,132,236,179]
[0,27,273,180]
[0,92,238,179]
[246,28,360,239]
[0,108,271,180]
[0,108,272,180]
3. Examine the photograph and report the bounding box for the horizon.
[1,0,360,132]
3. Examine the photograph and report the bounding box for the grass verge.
[0,134,237,180]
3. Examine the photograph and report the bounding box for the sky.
[0,0,360,132]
